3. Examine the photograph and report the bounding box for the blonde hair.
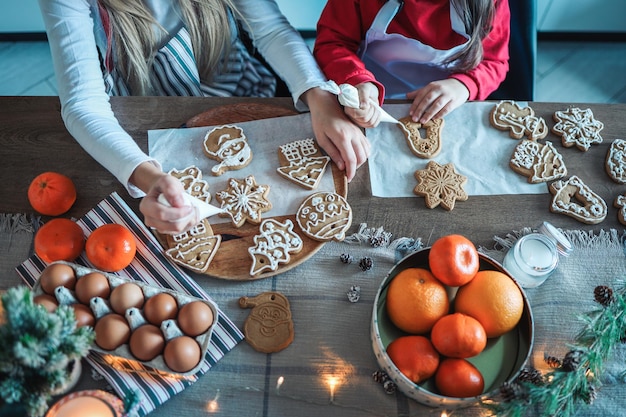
[100,0,239,95]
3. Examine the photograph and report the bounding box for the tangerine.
[85,223,137,272]
[386,267,449,334]
[435,358,484,398]
[430,313,487,358]
[454,270,524,338]
[28,172,77,216]
[386,335,440,384]
[429,234,479,287]
[34,218,85,263]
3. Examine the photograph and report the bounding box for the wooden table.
[1,96,624,247]
[1,97,625,417]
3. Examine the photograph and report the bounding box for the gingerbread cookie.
[605,139,626,184]
[413,161,468,210]
[248,219,303,276]
[164,219,222,273]
[239,292,294,353]
[614,194,626,225]
[296,191,352,242]
[549,175,607,224]
[276,138,330,189]
[509,140,567,183]
[215,175,272,227]
[552,107,603,151]
[203,125,252,176]
[489,100,548,141]
[168,166,212,203]
[398,117,445,158]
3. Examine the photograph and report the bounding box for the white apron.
[358,0,470,99]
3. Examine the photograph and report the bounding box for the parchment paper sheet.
[367,102,548,197]
[148,113,335,224]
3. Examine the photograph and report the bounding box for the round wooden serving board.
[174,103,348,281]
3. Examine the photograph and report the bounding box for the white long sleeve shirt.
[38,0,330,197]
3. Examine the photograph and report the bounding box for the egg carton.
[32,261,218,377]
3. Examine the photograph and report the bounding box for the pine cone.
[382,379,397,394]
[370,234,389,248]
[372,370,388,383]
[544,354,562,369]
[499,381,525,402]
[594,285,613,307]
[516,367,544,385]
[562,350,584,372]
[584,385,598,405]
[340,253,354,264]
[359,257,373,271]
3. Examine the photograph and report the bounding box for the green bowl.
[371,247,534,408]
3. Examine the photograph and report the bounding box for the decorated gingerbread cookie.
[295,191,352,242]
[552,107,604,151]
[489,100,548,141]
[413,161,468,210]
[168,166,212,203]
[248,219,303,276]
[203,125,253,176]
[215,175,272,228]
[509,140,567,183]
[548,175,607,224]
[605,139,626,184]
[614,194,626,225]
[164,219,222,273]
[276,138,330,190]
[398,117,445,159]
[239,292,294,353]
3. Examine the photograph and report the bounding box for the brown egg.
[163,336,202,373]
[75,272,111,304]
[177,301,214,337]
[71,303,96,327]
[34,293,58,312]
[129,324,165,361]
[39,263,76,294]
[94,313,131,350]
[143,293,178,325]
[109,282,145,314]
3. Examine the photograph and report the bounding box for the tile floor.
[1,39,626,103]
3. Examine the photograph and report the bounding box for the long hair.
[99,0,239,95]
[448,0,497,72]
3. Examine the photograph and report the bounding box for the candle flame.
[276,376,284,390]
[205,391,220,413]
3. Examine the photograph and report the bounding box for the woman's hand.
[344,82,381,129]
[131,162,197,234]
[407,78,470,123]
[303,87,371,182]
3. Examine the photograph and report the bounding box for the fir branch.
[491,284,626,417]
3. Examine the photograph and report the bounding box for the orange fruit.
[85,223,137,272]
[429,234,479,287]
[430,313,487,358]
[435,358,484,398]
[454,270,524,338]
[34,218,85,263]
[386,335,440,384]
[28,172,77,216]
[386,267,449,334]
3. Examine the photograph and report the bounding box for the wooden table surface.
[1,96,624,248]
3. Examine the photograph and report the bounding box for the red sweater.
[314,0,510,101]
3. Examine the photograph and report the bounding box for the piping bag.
[334,83,400,124]
[157,193,224,221]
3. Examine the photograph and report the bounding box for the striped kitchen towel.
[16,192,244,416]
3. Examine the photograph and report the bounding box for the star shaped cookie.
[413,161,468,210]
[216,175,272,227]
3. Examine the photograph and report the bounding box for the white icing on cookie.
[203,125,253,176]
[276,138,330,190]
[216,175,272,228]
[552,107,604,151]
[296,191,352,242]
[248,219,303,276]
[606,139,626,184]
[510,140,567,183]
[549,175,607,224]
[164,221,221,273]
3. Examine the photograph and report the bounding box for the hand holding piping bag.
[337,83,400,124]
[157,193,224,222]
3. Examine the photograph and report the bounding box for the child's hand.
[407,79,470,123]
[344,82,381,128]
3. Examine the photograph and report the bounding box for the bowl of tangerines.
[371,234,533,408]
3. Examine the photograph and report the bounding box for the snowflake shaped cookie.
[552,107,604,151]
[413,161,468,210]
[216,175,272,227]
[248,219,303,276]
